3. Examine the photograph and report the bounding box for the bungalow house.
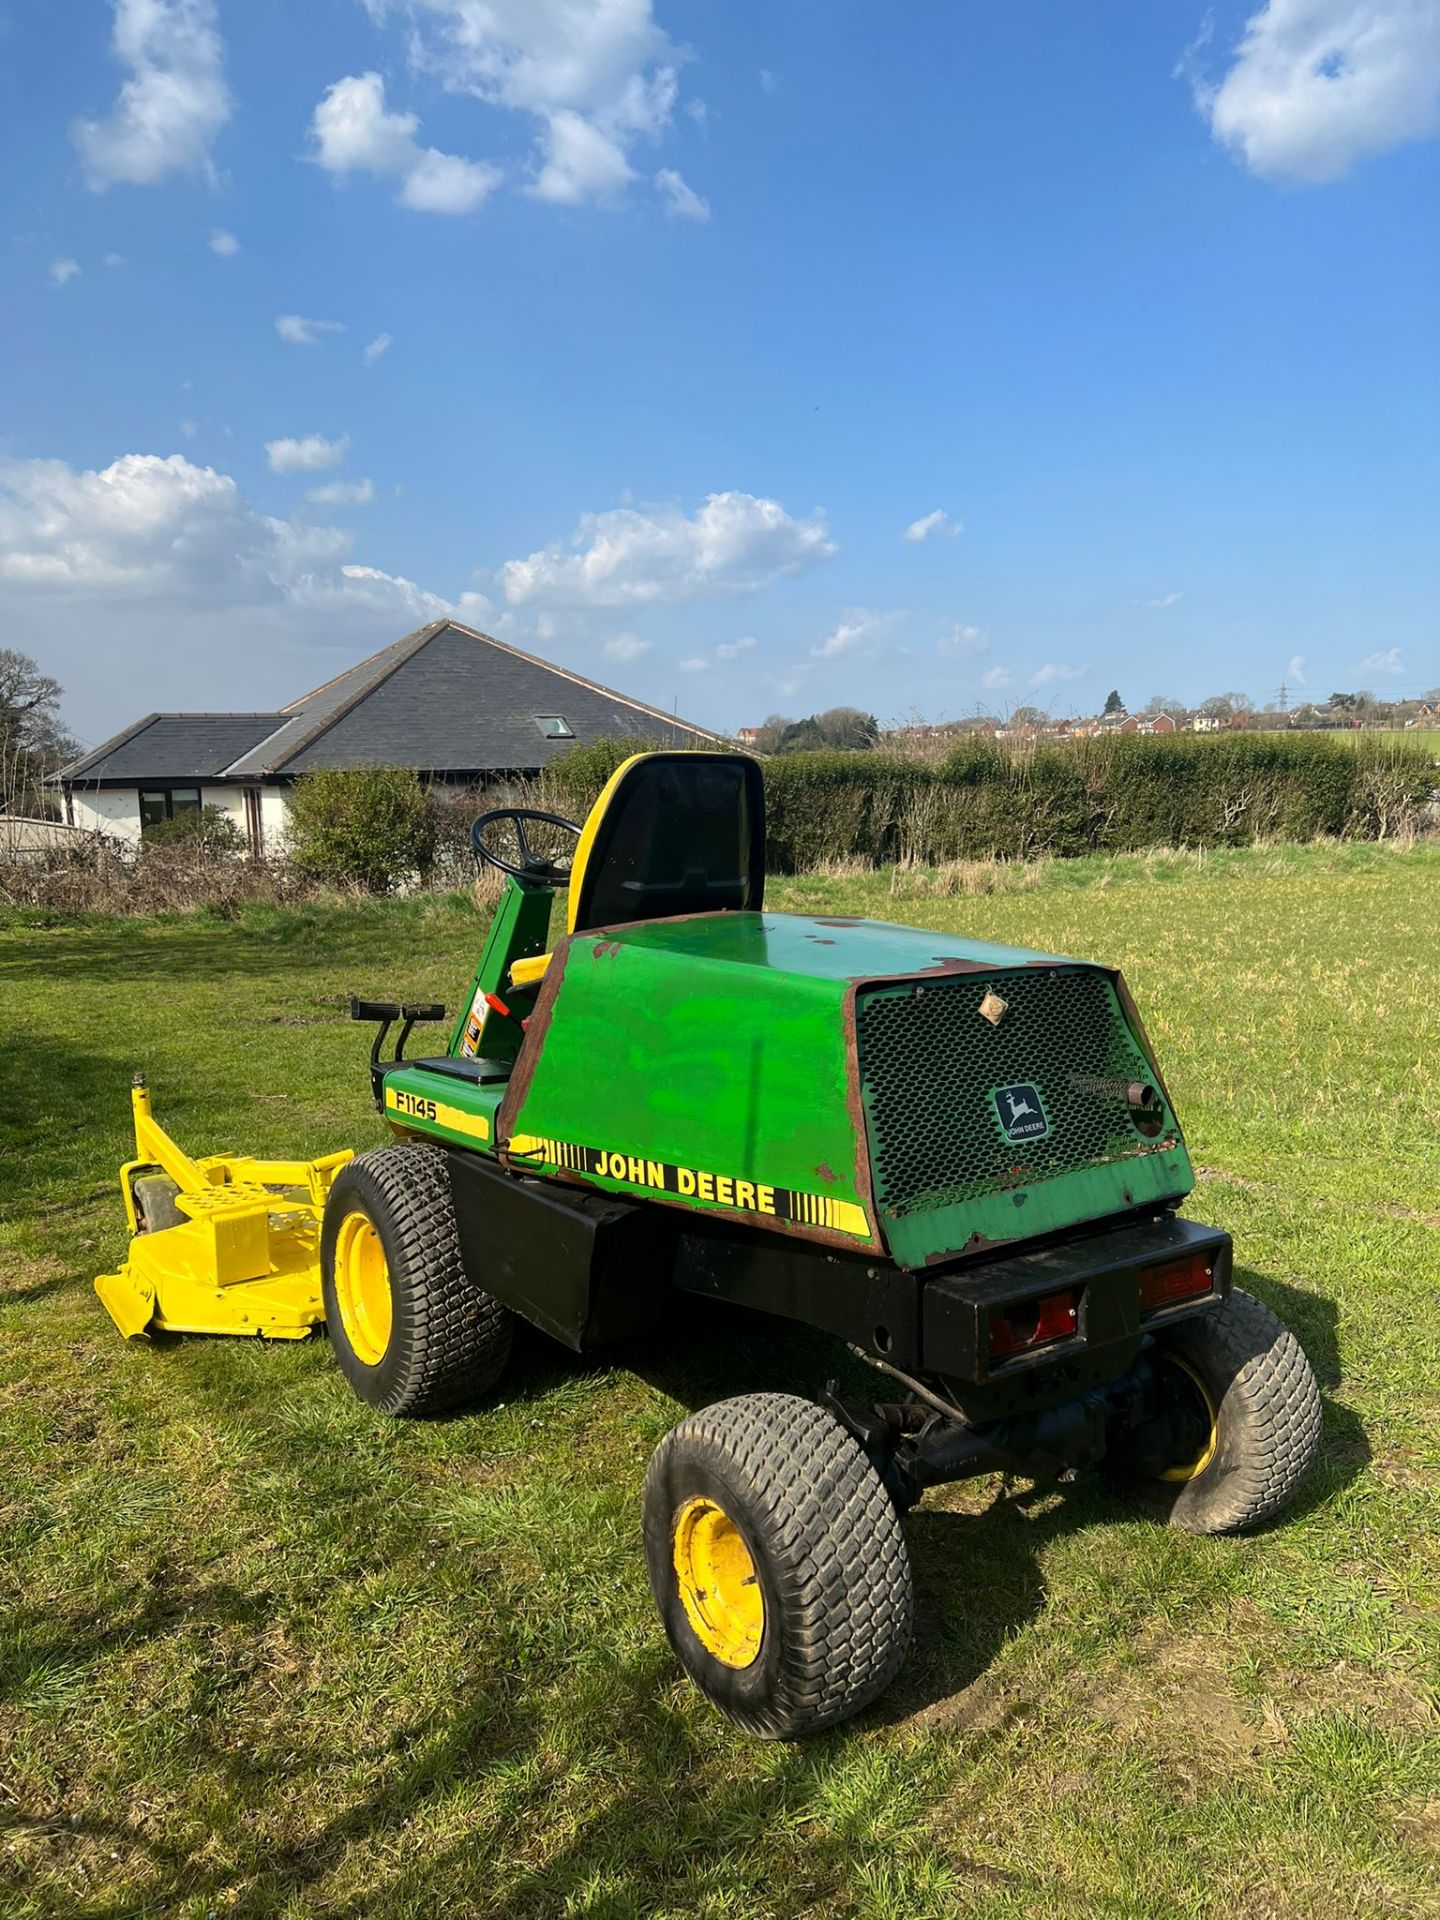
[54,619,722,853]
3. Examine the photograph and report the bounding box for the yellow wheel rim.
[1159,1355,1219,1482]
[671,1497,765,1669]
[332,1209,393,1367]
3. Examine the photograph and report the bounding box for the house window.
[139,786,202,832]
[534,715,574,740]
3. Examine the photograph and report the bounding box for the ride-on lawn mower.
[100,750,1322,1737]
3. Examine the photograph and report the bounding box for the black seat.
[568,751,765,934]
[403,1056,512,1085]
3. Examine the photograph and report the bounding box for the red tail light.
[1138,1253,1214,1312]
[988,1287,1080,1359]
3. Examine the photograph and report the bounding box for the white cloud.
[981,666,1014,690]
[266,433,350,475]
[179,419,199,440]
[1287,653,1307,684]
[1186,0,1440,184]
[531,108,635,203]
[306,478,375,506]
[497,490,835,608]
[759,69,780,92]
[209,227,239,255]
[72,0,230,191]
[366,0,688,209]
[309,71,501,215]
[50,257,82,287]
[323,564,454,619]
[1143,590,1183,609]
[937,623,988,657]
[601,633,651,663]
[655,167,709,220]
[104,252,127,268]
[0,449,462,731]
[678,656,710,673]
[0,452,344,595]
[715,635,757,661]
[811,609,894,660]
[401,144,502,213]
[903,508,962,543]
[275,314,347,346]
[1358,646,1405,675]
[1031,661,1089,686]
[363,332,393,364]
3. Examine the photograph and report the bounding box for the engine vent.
[856,966,1171,1220]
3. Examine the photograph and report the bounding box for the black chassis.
[435,1142,1231,1503]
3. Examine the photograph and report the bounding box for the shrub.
[285,766,436,894]
[141,804,246,855]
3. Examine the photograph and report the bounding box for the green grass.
[3,842,1439,1919]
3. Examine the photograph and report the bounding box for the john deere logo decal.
[993,1084,1049,1143]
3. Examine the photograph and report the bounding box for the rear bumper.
[677,1209,1230,1420]
[922,1213,1231,1385]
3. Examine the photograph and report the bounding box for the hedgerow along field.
[2,841,1438,1919]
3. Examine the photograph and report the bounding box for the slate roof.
[59,713,286,784]
[57,622,721,786]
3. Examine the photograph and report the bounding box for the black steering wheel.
[470,806,581,883]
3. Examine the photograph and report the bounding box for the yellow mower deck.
[95,1081,352,1340]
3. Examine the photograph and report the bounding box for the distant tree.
[1197,694,1236,720]
[1009,705,1048,729]
[751,713,794,755]
[1102,689,1125,715]
[0,649,79,816]
[1329,691,1359,712]
[763,708,880,753]
[813,707,879,750]
[1144,693,1187,719]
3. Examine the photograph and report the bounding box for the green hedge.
[545,733,1436,871]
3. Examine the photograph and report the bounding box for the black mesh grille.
[856,967,1170,1218]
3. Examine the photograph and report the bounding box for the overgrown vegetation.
[285,766,438,894]
[4,732,1433,915]
[1,842,1436,1917]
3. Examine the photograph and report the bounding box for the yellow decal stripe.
[504,1133,870,1239]
[385,1086,490,1142]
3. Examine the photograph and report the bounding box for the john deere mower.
[100,750,1322,1737]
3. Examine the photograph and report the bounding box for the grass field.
[3,842,1439,1919]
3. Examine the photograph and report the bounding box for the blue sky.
[2,0,1437,747]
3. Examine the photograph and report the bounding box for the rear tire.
[321,1145,512,1417]
[643,1392,913,1737]
[1122,1288,1321,1534]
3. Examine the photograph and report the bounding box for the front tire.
[643,1393,913,1737]
[1123,1288,1322,1534]
[321,1145,513,1417]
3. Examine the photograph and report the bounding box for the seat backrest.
[568,751,765,934]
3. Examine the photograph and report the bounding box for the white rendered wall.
[68,788,143,845]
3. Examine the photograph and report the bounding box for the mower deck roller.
[95,1079,352,1340]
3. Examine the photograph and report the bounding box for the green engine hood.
[499,911,1193,1269]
